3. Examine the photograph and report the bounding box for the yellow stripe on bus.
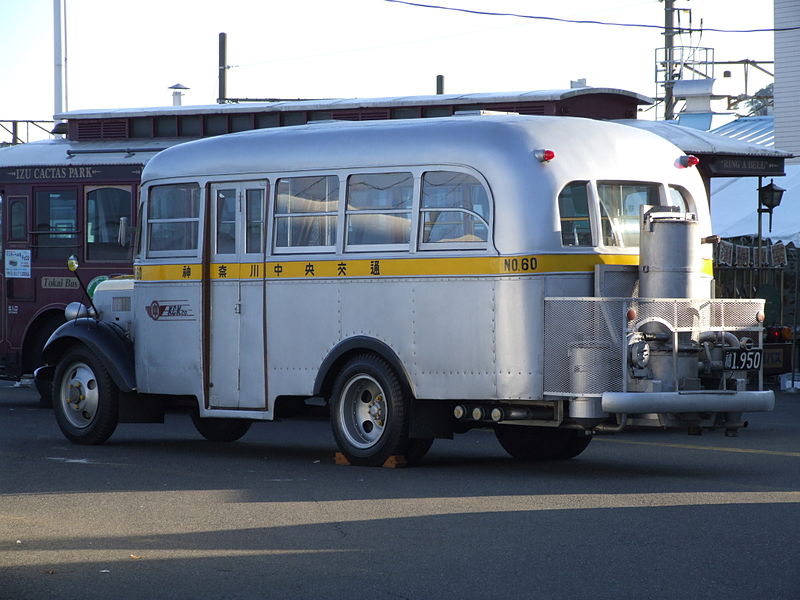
[134,255,713,281]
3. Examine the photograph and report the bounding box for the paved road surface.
[1,382,799,599]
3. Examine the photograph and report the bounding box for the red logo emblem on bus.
[145,300,193,321]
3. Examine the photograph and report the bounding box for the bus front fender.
[38,319,136,393]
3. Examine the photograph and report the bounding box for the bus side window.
[215,188,237,254]
[273,176,338,253]
[147,183,200,256]
[419,171,489,248]
[245,187,266,254]
[9,197,27,242]
[558,182,592,247]
[34,190,78,259]
[345,172,413,249]
[86,186,133,261]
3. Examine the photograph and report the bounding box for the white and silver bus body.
[53,114,772,463]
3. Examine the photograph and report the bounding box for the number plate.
[723,349,763,371]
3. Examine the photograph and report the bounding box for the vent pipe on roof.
[436,75,444,95]
[170,83,189,106]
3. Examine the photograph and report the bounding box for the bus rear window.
[147,183,200,255]
[598,182,660,247]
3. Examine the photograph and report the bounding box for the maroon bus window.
[86,186,133,261]
[34,190,78,260]
[9,197,27,241]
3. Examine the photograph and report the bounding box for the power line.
[383,0,800,33]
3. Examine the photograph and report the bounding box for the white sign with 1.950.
[723,348,763,371]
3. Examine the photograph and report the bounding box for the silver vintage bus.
[38,114,775,466]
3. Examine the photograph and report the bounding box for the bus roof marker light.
[677,155,700,168]
[534,149,555,163]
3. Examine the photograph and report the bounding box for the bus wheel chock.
[334,452,407,468]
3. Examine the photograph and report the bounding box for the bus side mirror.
[118,217,129,247]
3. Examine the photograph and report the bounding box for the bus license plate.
[723,349,762,371]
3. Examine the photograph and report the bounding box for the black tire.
[52,346,119,445]
[557,432,593,459]
[330,354,416,467]
[405,438,434,466]
[495,425,590,460]
[191,411,252,442]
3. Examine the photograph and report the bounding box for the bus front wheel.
[52,346,119,445]
[330,354,420,467]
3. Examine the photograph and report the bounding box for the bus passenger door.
[208,182,267,409]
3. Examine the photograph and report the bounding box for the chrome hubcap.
[59,362,99,429]
[338,374,387,449]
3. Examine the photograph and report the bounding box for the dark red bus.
[0,139,169,392]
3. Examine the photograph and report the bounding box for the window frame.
[596,180,663,249]
[7,196,28,243]
[84,184,134,263]
[417,170,491,251]
[145,182,202,258]
[557,181,594,248]
[272,174,339,255]
[344,171,416,253]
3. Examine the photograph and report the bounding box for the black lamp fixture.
[758,179,785,232]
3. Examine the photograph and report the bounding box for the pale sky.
[0,0,776,126]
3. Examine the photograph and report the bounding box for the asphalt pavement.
[1,381,799,600]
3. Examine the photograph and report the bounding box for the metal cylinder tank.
[568,343,610,420]
[639,208,700,298]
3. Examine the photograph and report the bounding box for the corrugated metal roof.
[710,116,776,147]
[615,119,791,158]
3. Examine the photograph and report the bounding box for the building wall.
[775,0,800,163]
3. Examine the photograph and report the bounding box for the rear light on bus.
[678,154,700,168]
[765,326,792,342]
[534,149,555,162]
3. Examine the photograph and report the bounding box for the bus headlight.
[65,302,91,321]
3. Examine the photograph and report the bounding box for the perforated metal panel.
[543,297,765,397]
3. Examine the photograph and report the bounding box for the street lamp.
[756,178,786,283]
[759,180,786,232]
[756,177,786,285]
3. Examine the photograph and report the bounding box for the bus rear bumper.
[601,390,775,414]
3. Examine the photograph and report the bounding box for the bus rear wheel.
[330,354,425,467]
[495,425,591,460]
[53,346,119,445]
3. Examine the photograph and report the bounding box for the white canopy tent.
[711,166,800,245]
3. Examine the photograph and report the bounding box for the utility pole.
[663,0,676,120]
[218,32,227,104]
